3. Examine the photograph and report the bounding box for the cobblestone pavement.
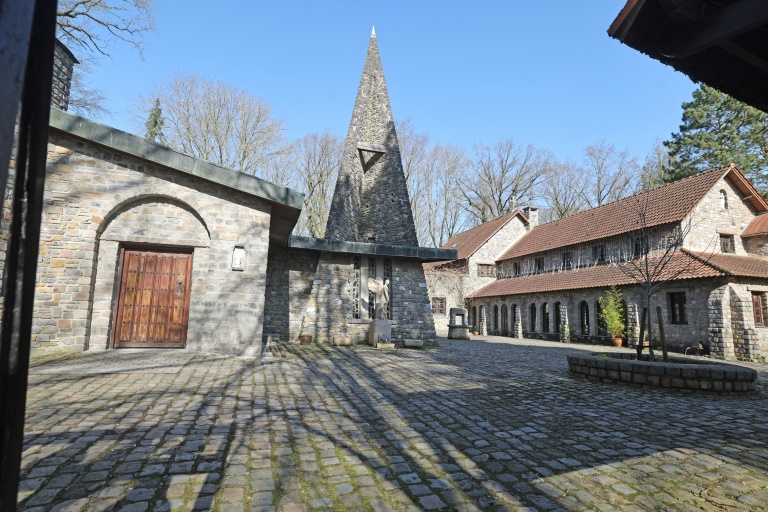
[19,337,768,511]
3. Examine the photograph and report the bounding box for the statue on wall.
[368,277,390,319]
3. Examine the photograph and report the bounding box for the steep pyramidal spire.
[324,30,419,246]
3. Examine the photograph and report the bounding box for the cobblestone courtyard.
[18,338,768,511]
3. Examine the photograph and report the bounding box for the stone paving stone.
[18,337,768,511]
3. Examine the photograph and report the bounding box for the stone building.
[441,166,768,361]
[424,209,530,335]
[261,29,454,347]
[2,31,452,356]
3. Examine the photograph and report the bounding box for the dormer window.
[720,190,729,210]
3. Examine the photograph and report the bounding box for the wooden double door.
[112,248,193,348]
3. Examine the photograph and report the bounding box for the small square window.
[720,234,735,254]
[478,264,495,277]
[431,297,446,316]
[669,292,687,324]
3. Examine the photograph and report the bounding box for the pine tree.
[144,98,166,145]
[663,86,768,192]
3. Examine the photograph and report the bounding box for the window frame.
[592,245,605,263]
[535,257,545,274]
[669,292,687,324]
[477,263,495,277]
[562,251,573,270]
[720,234,735,254]
[753,292,765,327]
[431,297,446,316]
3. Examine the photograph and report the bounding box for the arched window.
[530,303,537,332]
[554,302,561,334]
[596,300,607,336]
[720,189,729,210]
[542,303,550,333]
[501,304,508,336]
[493,305,499,332]
[580,301,590,335]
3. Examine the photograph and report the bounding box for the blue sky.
[83,1,699,164]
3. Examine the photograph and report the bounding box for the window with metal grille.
[669,292,687,324]
[562,252,573,270]
[592,245,605,263]
[431,297,446,316]
[477,264,495,277]
[753,292,765,327]
[353,257,361,319]
[720,234,735,253]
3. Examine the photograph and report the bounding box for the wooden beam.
[720,40,768,74]
[661,0,768,59]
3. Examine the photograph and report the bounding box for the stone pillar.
[626,303,639,347]
[559,303,570,343]
[513,306,522,338]
[479,306,487,336]
[728,286,764,362]
[708,285,734,360]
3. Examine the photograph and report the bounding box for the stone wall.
[262,246,319,343]
[28,132,273,355]
[424,270,464,336]
[468,216,526,279]
[469,280,717,351]
[744,234,768,257]
[686,174,757,254]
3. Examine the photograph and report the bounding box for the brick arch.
[96,193,210,241]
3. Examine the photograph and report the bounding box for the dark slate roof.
[497,166,767,262]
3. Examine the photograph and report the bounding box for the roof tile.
[441,210,525,260]
[497,167,732,261]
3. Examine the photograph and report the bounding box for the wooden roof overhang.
[609,0,768,113]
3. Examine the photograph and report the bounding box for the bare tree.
[611,194,712,362]
[421,143,471,246]
[395,118,431,243]
[462,139,549,225]
[57,0,155,56]
[581,140,640,208]
[540,160,587,223]
[640,139,671,192]
[134,73,288,176]
[67,60,109,118]
[292,132,342,238]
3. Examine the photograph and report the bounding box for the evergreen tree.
[663,85,768,192]
[144,98,166,144]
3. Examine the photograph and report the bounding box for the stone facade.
[325,30,418,247]
[463,170,768,362]
[426,214,527,335]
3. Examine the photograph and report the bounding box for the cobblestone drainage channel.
[567,352,758,391]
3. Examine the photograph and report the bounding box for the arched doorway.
[493,305,499,333]
[554,302,561,334]
[530,303,537,332]
[501,304,508,335]
[596,300,607,336]
[580,301,590,335]
[542,303,550,333]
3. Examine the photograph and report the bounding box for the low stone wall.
[567,353,757,392]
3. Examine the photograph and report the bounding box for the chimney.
[52,39,79,111]
[523,206,539,231]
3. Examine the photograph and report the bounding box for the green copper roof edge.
[49,108,305,211]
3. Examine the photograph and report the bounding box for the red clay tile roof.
[687,251,768,279]
[497,166,766,262]
[468,252,724,298]
[742,214,768,238]
[440,210,526,260]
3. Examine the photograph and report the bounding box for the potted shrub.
[472,325,479,335]
[599,286,626,347]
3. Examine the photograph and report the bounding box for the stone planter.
[612,337,623,347]
[567,353,757,392]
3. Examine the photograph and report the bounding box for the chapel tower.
[325,27,419,246]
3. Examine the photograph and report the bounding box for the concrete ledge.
[289,236,457,261]
[567,353,757,392]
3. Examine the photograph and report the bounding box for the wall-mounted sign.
[232,245,246,271]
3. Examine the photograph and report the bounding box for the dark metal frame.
[0,1,58,510]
